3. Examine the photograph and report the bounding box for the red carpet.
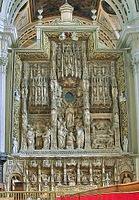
[57,192,139,200]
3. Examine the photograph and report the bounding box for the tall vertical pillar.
[132,52,139,180]
[0,36,8,189]
[50,41,57,150]
[0,58,7,153]
[82,41,91,150]
[117,24,139,181]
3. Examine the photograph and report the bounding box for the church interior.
[0,0,139,199]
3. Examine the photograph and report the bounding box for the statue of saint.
[58,117,67,148]
[30,173,37,184]
[123,135,128,152]
[58,129,66,149]
[76,128,84,149]
[43,128,51,149]
[12,137,18,154]
[66,132,75,149]
[66,107,74,128]
[42,174,50,185]
[84,109,90,125]
[27,125,35,150]
[122,173,131,184]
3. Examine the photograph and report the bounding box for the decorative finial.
[91,9,97,24]
[37,8,43,24]
[65,0,68,3]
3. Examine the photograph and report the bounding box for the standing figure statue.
[43,128,51,149]
[76,128,84,149]
[27,125,35,150]
[58,129,66,149]
[12,137,18,153]
[66,132,75,149]
[84,109,90,126]
[122,135,128,152]
[58,117,67,149]
[66,107,74,128]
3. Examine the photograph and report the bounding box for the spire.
[59,0,74,22]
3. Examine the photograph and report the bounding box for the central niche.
[65,92,74,103]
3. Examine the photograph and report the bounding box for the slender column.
[25,163,29,191]
[111,62,121,148]
[77,162,80,185]
[0,58,7,153]
[0,25,17,188]
[102,159,105,187]
[83,79,91,150]
[20,62,28,151]
[51,161,54,190]
[132,53,139,180]
[38,164,41,191]
[132,54,139,154]
[89,163,93,186]
[0,43,8,188]
[63,162,67,185]
[50,41,57,150]
[114,160,118,184]
[82,41,91,150]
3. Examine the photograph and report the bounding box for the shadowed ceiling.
[29,0,100,22]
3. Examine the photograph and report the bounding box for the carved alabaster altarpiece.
[4,3,136,192]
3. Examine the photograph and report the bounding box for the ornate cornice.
[117,25,139,48]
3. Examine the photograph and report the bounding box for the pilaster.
[117,22,139,181]
[132,52,139,154]
[0,56,7,153]
[0,19,17,187]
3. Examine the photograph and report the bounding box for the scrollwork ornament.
[115,56,128,138]
[13,54,22,141]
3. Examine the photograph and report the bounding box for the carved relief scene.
[4,157,135,191]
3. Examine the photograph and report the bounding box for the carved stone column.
[77,162,80,185]
[89,162,93,185]
[117,24,139,180]
[114,160,118,184]
[51,98,57,149]
[102,159,105,187]
[50,41,58,150]
[0,58,7,153]
[82,80,91,150]
[132,54,139,152]
[0,23,17,188]
[38,164,41,191]
[132,53,139,180]
[25,163,29,191]
[111,63,121,149]
[51,161,54,189]
[82,42,91,150]
[20,62,29,151]
[63,162,67,185]
[0,39,8,188]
